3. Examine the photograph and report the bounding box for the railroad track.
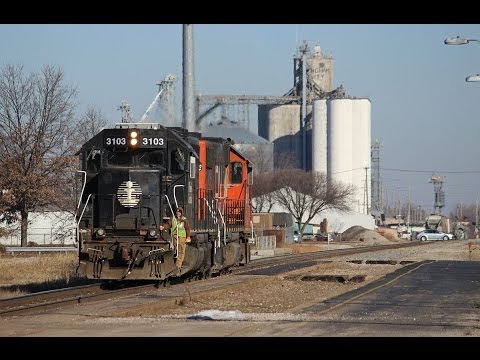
[236,241,425,274]
[0,241,427,317]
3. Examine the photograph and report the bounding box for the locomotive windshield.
[90,149,166,169]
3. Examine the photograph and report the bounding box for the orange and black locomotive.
[75,122,252,282]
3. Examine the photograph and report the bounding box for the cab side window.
[171,148,186,174]
[231,162,242,184]
[86,148,101,172]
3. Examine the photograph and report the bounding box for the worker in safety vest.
[160,207,191,274]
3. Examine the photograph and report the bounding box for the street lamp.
[466,74,480,82]
[444,36,480,45]
[445,36,480,82]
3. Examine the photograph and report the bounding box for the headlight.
[129,130,139,147]
[148,229,157,238]
[95,228,106,239]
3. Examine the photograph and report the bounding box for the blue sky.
[1,24,479,216]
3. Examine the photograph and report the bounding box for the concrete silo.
[351,99,371,214]
[327,99,353,188]
[327,98,371,214]
[258,104,305,168]
[312,99,327,174]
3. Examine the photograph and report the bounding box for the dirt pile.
[339,225,403,244]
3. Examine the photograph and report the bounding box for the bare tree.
[74,105,109,145]
[272,168,354,241]
[450,203,476,223]
[251,172,279,212]
[0,64,78,246]
[55,105,112,216]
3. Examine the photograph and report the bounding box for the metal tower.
[139,74,177,125]
[118,100,132,123]
[430,174,445,215]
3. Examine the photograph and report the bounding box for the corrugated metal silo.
[312,99,327,174]
[351,99,371,214]
[327,99,353,198]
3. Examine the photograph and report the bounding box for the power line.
[381,168,480,174]
[331,167,368,175]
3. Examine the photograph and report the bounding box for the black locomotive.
[75,122,252,283]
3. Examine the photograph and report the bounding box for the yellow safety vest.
[171,217,187,238]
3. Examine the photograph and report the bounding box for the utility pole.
[396,190,401,219]
[370,140,382,217]
[407,184,411,228]
[183,24,195,131]
[476,198,479,242]
[364,166,369,214]
[300,42,308,171]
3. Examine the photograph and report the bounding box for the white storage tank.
[312,99,327,174]
[327,99,353,189]
[351,99,371,214]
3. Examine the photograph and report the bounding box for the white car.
[293,232,299,242]
[416,229,455,241]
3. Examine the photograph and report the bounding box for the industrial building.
[127,27,375,233]
[258,43,372,215]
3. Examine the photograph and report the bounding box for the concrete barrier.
[255,235,276,250]
[5,246,77,255]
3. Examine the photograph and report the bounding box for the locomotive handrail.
[76,170,87,211]
[173,184,184,210]
[163,194,176,254]
[76,193,92,244]
[216,198,227,246]
[203,197,220,254]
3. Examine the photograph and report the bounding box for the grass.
[0,252,89,298]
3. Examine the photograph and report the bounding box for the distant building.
[0,211,75,246]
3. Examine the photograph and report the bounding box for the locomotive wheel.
[203,268,212,280]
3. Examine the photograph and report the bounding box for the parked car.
[416,229,456,241]
[293,231,299,243]
[314,234,328,241]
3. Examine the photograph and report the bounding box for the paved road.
[1,260,480,337]
[292,260,480,336]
